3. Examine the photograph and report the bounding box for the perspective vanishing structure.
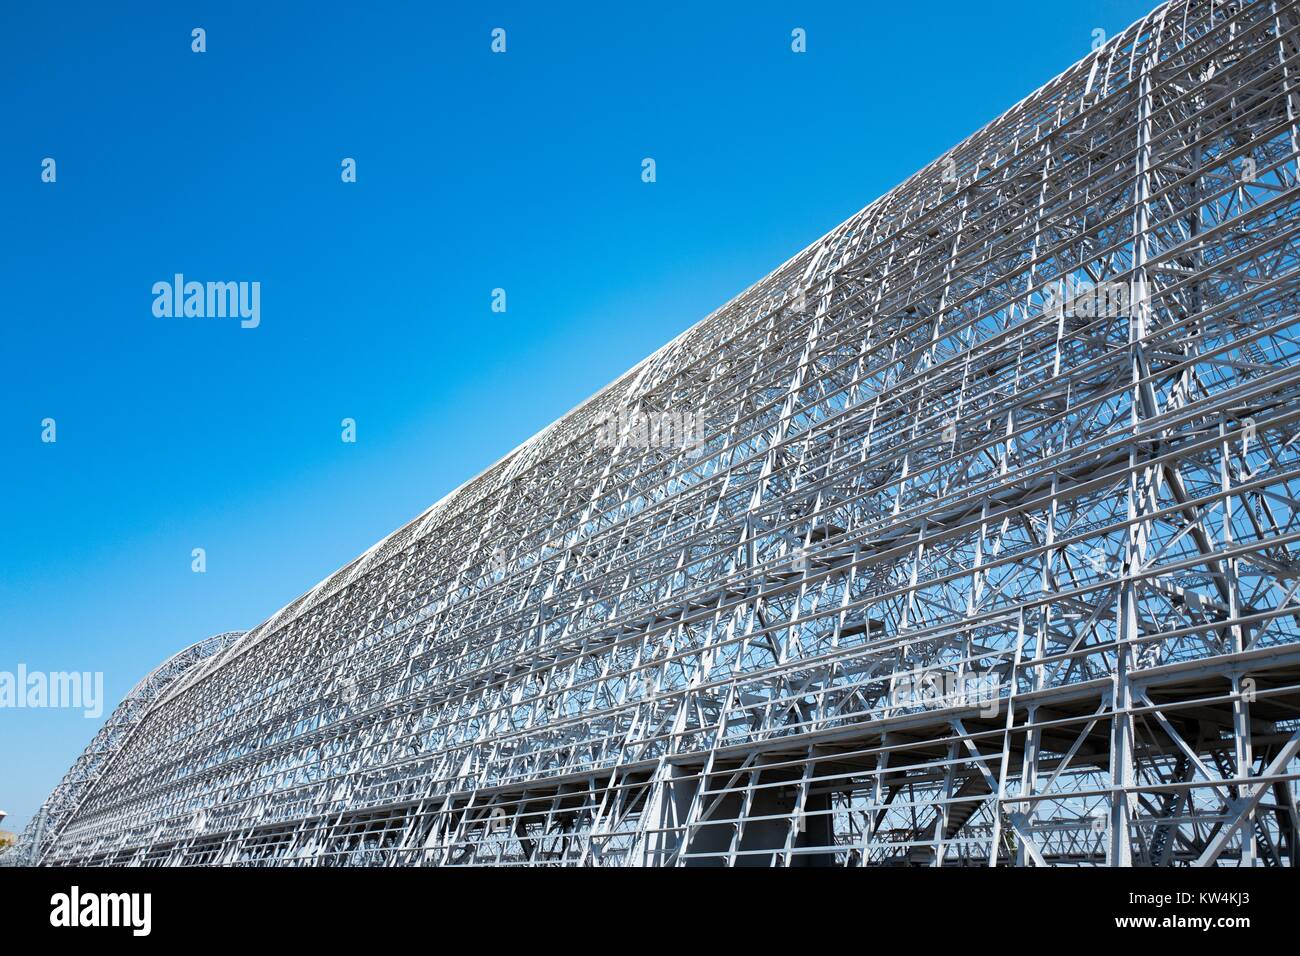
[16,0,1300,866]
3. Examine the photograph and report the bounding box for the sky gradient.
[1,0,1157,833]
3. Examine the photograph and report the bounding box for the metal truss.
[31,0,1300,866]
[6,631,243,866]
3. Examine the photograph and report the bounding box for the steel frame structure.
[9,631,243,865]
[23,0,1300,866]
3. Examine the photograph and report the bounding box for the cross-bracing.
[20,0,1300,866]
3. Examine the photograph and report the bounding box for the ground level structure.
[18,0,1300,866]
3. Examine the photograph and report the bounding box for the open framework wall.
[32,0,1300,866]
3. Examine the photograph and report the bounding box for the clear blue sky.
[0,0,1156,834]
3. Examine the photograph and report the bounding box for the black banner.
[0,865,1277,942]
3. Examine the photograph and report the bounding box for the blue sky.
[0,0,1156,833]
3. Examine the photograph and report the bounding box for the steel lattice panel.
[24,0,1300,866]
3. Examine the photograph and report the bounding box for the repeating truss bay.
[33,0,1300,866]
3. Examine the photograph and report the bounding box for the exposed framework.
[8,631,244,865]
[29,0,1300,866]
